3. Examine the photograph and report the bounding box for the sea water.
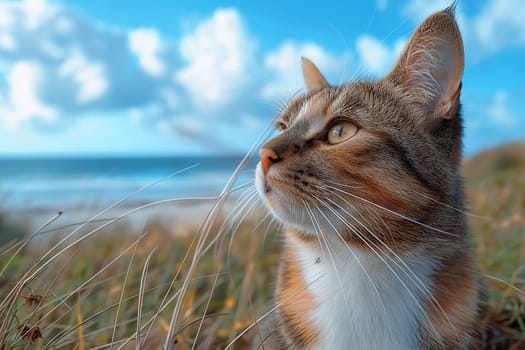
[0,156,255,213]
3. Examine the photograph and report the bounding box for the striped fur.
[254,7,479,350]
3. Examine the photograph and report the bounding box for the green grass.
[1,142,524,349]
[463,142,525,348]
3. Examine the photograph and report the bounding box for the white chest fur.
[291,237,434,350]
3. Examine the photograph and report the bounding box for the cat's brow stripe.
[383,138,437,194]
[321,94,336,116]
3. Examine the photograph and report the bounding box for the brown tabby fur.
[253,6,485,350]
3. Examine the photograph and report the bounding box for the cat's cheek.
[255,164,293,224]
[255,163,275,208]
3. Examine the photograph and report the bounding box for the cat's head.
[256,9,465,245]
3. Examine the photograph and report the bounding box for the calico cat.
[254,6,479,350]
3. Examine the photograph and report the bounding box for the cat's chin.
[256,164,349,237]
[256,163,307,230]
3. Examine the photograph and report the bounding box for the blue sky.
[0,0,523,156]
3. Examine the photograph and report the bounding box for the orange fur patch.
[277,241,320,347]
[425,250,478,346]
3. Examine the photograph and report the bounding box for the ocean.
[0,156,257,214]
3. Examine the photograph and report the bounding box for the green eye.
[327,121,358,144]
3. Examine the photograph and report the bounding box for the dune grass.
[463,142,525,349]
[0,203,281,349]
[1,142,524,349]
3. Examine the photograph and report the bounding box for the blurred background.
[0,0,524,231]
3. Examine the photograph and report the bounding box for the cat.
[253,6,479,350]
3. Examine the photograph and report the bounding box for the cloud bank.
[0,0,522,153]
[0,0,349,139]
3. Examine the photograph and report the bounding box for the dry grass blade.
[77,303,85,350]
[0,211,63,281]
[8,164,201,308]
[110,233,142,350]
[482,273,525,300]
[46,280,175,348]
[1,195,216,343]
[0,211,63,346]
[163,117,277,349]
[17,231,150,347]
[44,299,123,347]
[136,246,157,350]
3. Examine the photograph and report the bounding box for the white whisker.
[325,183,459,237]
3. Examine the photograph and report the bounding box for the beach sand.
[4,195,265,240]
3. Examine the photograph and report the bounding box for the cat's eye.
[275,122,286,131]
[275,121,287,131]
[327,121,358,144]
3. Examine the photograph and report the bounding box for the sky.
[0,0,523,156]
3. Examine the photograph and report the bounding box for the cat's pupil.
[338,126,344,137]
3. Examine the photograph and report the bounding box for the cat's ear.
[302,57,329,92]
[385,9,464,119]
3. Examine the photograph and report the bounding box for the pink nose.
[260,148,280,174]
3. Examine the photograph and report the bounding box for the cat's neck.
[280,230,432,350]
[276,228,477,350]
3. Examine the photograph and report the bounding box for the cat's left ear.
[302,57,329,92]
[385,9,464,119]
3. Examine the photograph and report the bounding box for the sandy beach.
[4,193,265,241]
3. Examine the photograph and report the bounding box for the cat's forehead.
[278,82,408,133]
[279,88,338,125]
[279,85,361,127]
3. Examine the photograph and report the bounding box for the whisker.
[303,201,350,313]
[317,188,454,342]
[318,197,448,344]
[415,190,489,220]
[310,195,390,318]
[324,183,460,237]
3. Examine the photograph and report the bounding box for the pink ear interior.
[386,11,464,118]
[301,57,329,93]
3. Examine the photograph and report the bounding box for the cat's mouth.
[263,180,272,194]
[255,162,274,198]
[256,161,322,233]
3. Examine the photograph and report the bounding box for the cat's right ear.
[385,9,464,120]
[302,57,329,92]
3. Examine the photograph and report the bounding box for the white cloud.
[59,52,109,104]
[488,91,517,127]
[0,4,14,27]
[0,32,15,51]
[403,0,525,57]
[473,0,525,53]
[129,28,166,77]
[0,61,57,129]
[175,8,256,106]
[376,0,388,11]
[55,16,74,34]
[0,0,166,127]
[241,114,263,130]
[21,0,57,30]
[356,35,406,76]
[263,41,351,99]
[402,0,452,22]
[0,2,360,149]
[0,3,267,134]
